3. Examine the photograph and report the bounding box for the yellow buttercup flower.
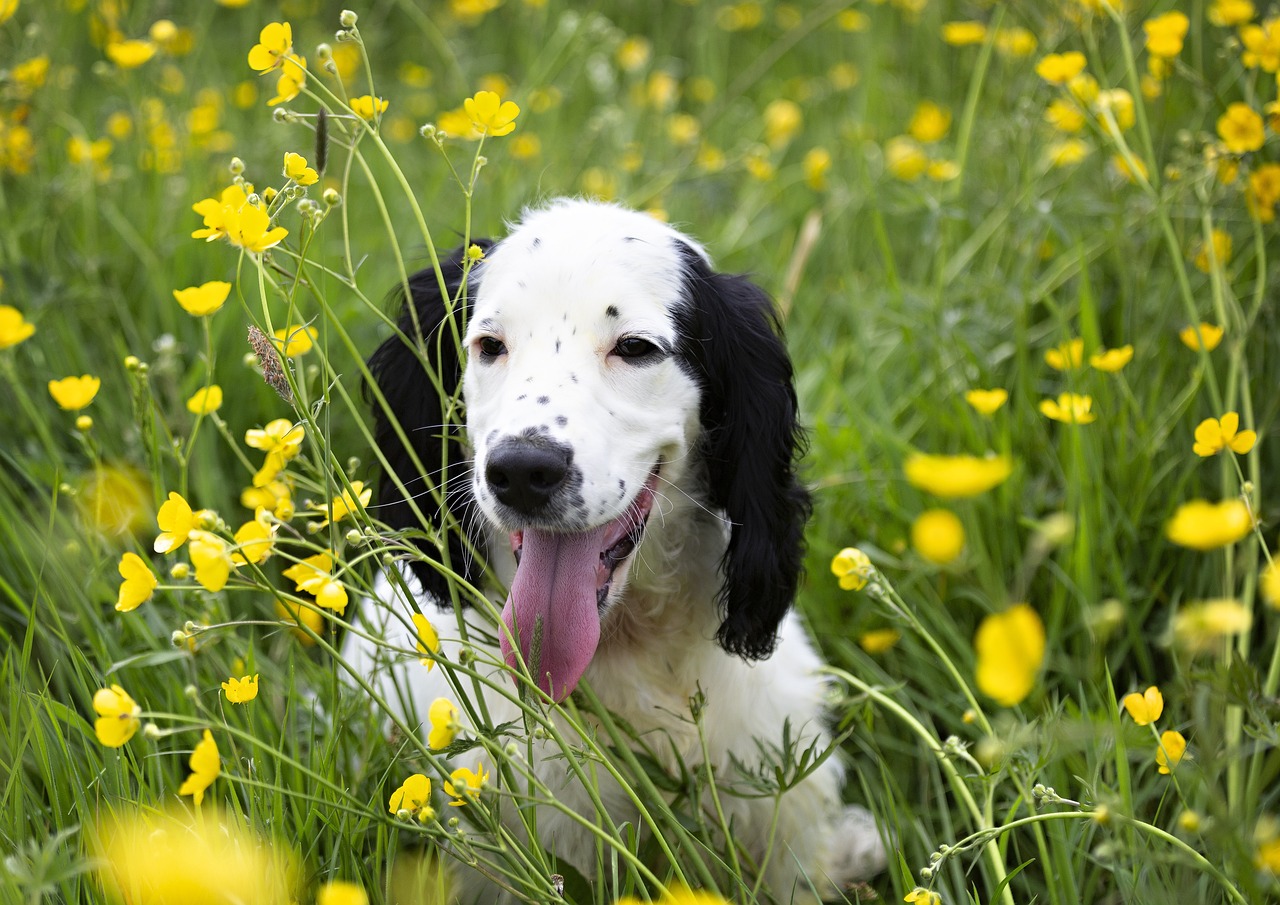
[276,598,324,645]
[106,40,156,69]
[173,281,231,316]
[48,375,101,411]
[1217,103,1265,153]
[1174,599,1252,653]
[1036,51,1087,85]
[904,453,1012,498]
[0,0,17,25]
[831,547,873,591]
[267,55,306,107]
[388,773,433,818]
[464,90,520,137]
[0,305,36,349]
[317,881,368,905]
[1262,561,1280,610]
[974,603,1045,707]
[763,99,803,147]
[1046,139,1091,168]
[1143,11,1189,58]
[884,135,927,181]
[911,509,965,565]
[221,674,259,703]
[1156,729,1187,774]
[413,612,440,667]
[1166,499,1253,550]
[1208,0,1255,27]
[115,552,157,612]
[1121,686,1163,725]
[904,886,942,905]
[1045,98,1086,133]
[995,26,1037,57]
[313,480,371,527]
[1045,337,1084,370]
[1040,393,1097,425]
[273,324,317,356]
[444,762,489,806]
[1194,228,1232,273]
[941,21,987,46]
[248,21,293,72]
[965,388,1008,416]
[189,530,234,592]
[242,480,294,520]
[350,95,389,121]
[186,385,223,415]
[908,100,951,143]
[228,202,288,253]
[1193,412,1257,457]
[247,419,305,486]
[154,491,204,554]
[178,729,221,806]
[231,513,275,565]
[283,151,318,185]
[1240,18,1280,71]
[93,684,141,748]
[617,887,734,905]
[1089,345,1133,372]
[428,697,460,750]
[857,628,901,654]
[282,551,348,613]
[1179,322,1224,351]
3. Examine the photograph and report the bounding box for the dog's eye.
[613,336,662,361]
[476,336,507,360]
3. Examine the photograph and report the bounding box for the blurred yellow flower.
[1156,729,1187,774]
[1166,499,1253,550]
[803,147,832,190]
[904,889,941,905]
[248,21,293,72]
[666,113,700,146]
[974,604,1045,707]
[268,56,306,107]
[94,684,141,748]
[429,697,460,749]
[1262,561,1280,610]
[0,0,17,24]
[1175,599,1252,653]
[1121,685,1163,725]
[831,547,873,591]
[1045,337,1084,370]
[1040,392,1097,424]
[1144,12,1189,58]
[995,27,1037,57]
[173,280,231,316]
[283,151,318,185]
[189,529,234,592]
[106,40,156,69]
[858,628,901,654]
[1240,18,1280,70]
[837,10,870,32]
[1090,345,1133,372]
[965,388,1008,415]
[911,509,965,565]
[389,773,433,819]
[885,136,928,181]
[1193,412,1257,457]
[115,552,157,613]
[763,98,803,147]
[187,385,223,415]
[1179,322,1224,351]
[277,597,323,644]
[80,464,152,537]
[1217,103,1265,153]
[282,551,348,613]
[444,762,489,806]
[511,133,541,159]
[1047,139,1091,168]
[908,101,951,143]
[1194,228,1232,273]
[1036,52,1087,85]
[616,36,651,71]
[231,513,275,565]
[178,729,221,806]
[350,95,389,121]
[154,491,203,554]
[1209,0,1255,27]
[464,90,519,137]
[1248,162,1280,221]
[618,887,733,905]
[1094,88,1135,132]
[273,324,317,356]
[941,21,987,46]
[48,375,101,411]
[413,612,440,667]
[0,305,35,349]
[1045,98,1086,133]
[904,453,1012,498]
[318,881,369,905]
[222,674,259,703]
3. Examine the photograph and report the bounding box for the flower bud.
[229,157,245,175]
[124,354,141,370]
[183,684,198,698]
[339,9,358,27]
[143,722,162,739]
[171,562,191,579]
[171,630,188,646]
[316,43,333,61]
[76,415,93,431]
[323,187,341,206]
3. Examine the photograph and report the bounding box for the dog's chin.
[495,466,660,702]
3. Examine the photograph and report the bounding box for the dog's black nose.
[485,439,572,514]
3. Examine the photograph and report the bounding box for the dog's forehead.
[470,202,703,329]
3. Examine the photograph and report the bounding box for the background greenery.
[2,0,1279,903]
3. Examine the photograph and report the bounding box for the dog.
[348,199,886,903]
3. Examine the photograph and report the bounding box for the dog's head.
[369,199,810,701]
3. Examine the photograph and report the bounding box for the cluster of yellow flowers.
[884,100,959,183]
[1121,685,1188,775]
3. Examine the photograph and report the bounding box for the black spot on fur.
[605,305,620,318]
[537,396,549,405]
[556,416,568,427]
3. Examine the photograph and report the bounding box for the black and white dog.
[351,199,885,902]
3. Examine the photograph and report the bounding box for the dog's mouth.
[499,467,660,702]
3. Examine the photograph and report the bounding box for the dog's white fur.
[349,200,884,903]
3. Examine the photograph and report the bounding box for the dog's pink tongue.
[499,526,605,702]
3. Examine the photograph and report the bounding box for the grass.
[1,0,1279,903]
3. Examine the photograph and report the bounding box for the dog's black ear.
[673,242,812,660]
[365,243,491,601]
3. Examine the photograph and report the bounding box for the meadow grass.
[1,1,1279,903]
